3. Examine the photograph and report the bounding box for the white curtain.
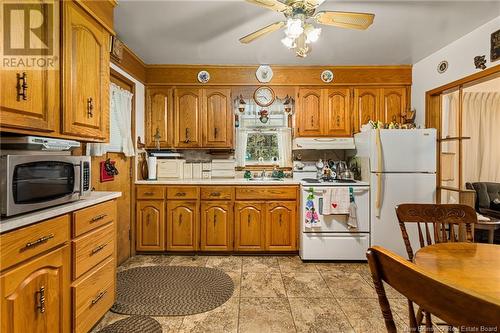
[87,83,135,157]
[462,92,500,183]
[235,128,248,167]
[277,128,292,167]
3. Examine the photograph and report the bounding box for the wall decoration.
[237,95,246,113]
[253,86,275,107]
[258,109,269,123]
[320,70,334,83]
[256,65,273,83]
[197,70,210,83]
[474,55,487,70]
[110,36,124,62]
[100,159,118,182]
[437,60,448,74]
[491,29,500,62]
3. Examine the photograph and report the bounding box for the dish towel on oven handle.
[347,187,359,230]
[322,187,350,215]
[305,188,320,228]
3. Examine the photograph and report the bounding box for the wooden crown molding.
[111,43,147,84]
[76,0,116,35]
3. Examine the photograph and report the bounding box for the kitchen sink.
[247,177,284,181]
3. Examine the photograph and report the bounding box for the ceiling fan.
[239,0,375,57]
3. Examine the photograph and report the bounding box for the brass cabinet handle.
[143,191,155,195]
[87,97,94,118]
[184,128,190,143]
[214,127,218,139]
[179,214,183,224]
[213,213,217,227]
[91,243,107,255]
[91,290,107,305]
[175,192,186,197]
[279,214,282,225]
[247,215,251,224]
[310,117,314,127]
[24,234,54,250]
[336,115,340,126]
[146,213,150,225]
[210,192,221,197]
[90,214,107,222]
[16,72,27,101]
[36,286,45,313]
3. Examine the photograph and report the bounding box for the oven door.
[4,156,81,216]
[301,186,370,233]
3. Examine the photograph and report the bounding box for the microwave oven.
[0,155,91,217]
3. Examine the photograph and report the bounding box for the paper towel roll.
[148,156,157,180]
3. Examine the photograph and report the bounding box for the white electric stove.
[294,165,370,261]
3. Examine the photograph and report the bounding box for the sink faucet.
[260,169,266,178]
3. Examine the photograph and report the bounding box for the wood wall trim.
[76,0,116,35]
[145,65,412,86]
[111,44,147,84]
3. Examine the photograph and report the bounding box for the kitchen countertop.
[136,179,301,185]
[0,191,122,234]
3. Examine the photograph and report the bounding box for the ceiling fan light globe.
[286,18,304,38]
[305,25,321,43]
[281,36,296,49]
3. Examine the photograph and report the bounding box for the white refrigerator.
[354,129,437,257]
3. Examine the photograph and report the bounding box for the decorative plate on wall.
[256,65,273,83]
[321,70,334,83]
[197,70,210,83]
[437,61,448,74]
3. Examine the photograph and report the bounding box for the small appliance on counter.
[211,159,236,178]
[1,154,91,217]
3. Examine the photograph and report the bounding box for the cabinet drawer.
[235,186,297,200]
[200,187,233,200]
[137,186,166,199]
[72,223,114,279]
[72,257,115,333]
[0,214,70,271]
[166,186,199,200]
[73,200,116,237]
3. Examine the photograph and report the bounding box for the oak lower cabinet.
[266,202,297,251]
[166,201,199,251]
[234,202,266,251]
[0,245,70,333]
[136,200,165,251]
[200,202,233,251]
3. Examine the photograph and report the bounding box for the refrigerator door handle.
[375,173,383,218]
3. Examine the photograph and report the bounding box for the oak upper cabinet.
[324,88,351,137]
[200,202,233,251]
[353,88,379,133]
[146,88,173,148]
[202,88,233,148]
[379,87,407,124]
[0,245,69,333]
[166,201,198,251]
[62,1,110,141]
[0,69,58,133]
[136,200,165,251]
[234,202,265,251]
[265,202,297,251]
[174,88,202,148]
[297,88,323,137]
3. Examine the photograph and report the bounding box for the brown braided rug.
[97,316,161,333]
[111,266,234,316]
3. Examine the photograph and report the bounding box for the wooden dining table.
[414,242,500,305]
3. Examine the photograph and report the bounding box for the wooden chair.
[366,246,500,333]
[395,204,478,261]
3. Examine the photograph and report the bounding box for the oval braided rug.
[111,266,234,316]
[97,316,161,333]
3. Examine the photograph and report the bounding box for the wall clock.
[253,86,275,107]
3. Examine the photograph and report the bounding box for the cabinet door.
[323,88,351,137]
[379,87,407,124]
[353,88,379,133]
[0,68,58,133]
[62,1,109,140]
[200,202,233,251]
[136,200,165,251]
[166,201,198,251]
[174,88,202,148]
[1,245,69,333]
[146,88,173,148]
[265,202,297,251]
[202,88,233,148]
[297,88,323,137]
[234,202,265,251]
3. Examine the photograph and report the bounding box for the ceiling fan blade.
[239,21,286,44]
[245,0,289,12]
[315,11,375,30]
[303,0,326,8]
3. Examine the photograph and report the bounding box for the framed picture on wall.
[491,29,500,62]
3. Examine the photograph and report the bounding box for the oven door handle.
[318,197,323,215]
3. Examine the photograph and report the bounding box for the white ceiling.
[114,1,500,65]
